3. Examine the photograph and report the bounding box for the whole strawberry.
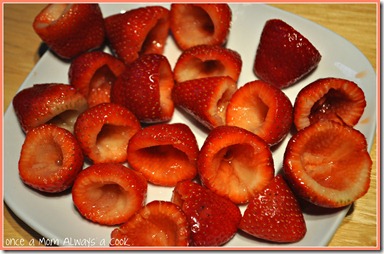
[239,174,307,243]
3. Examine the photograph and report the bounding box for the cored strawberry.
[173,44,242,84]
[74,103,141,164]
[283,120,372,208]
[12,83,88,133]
[226,80,293,146]
[111,54,175,123]
[239,174,307,243]
[198,125,275,204]
[170,3,232,50]
[173,76,237,130]
[33,4,105,59]
[72,163,147,226]
[172,180,241,246]
[104,6,170,65]
[127,123,199,186]
[293,77,366,131]
[68,51,126,108]
[253,19,321,89]
[110,200,189,246]
[18,124,83,193]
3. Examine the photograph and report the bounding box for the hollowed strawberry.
[127,123,199,186]
[105,6,170,65]
[110,200,189,246]
[172,180,241,246]
[111,54,175,123]
[293,77,366,131]
[74,103,141,164]
[198,125,275,204]
[173,44,242,84]
[283,120,372,208]
[18,124,84,193]
[253,19,321,89]
[33,4,105,59]
[172,76,237,130]
[68,51,126,108]
[13,83,88,133]
[226,80,293,146]
[170,3,232,50]
[239,174,307,243]
[72,163,147,226]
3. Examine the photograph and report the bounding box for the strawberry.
[283,120,372,208]
[72,163,147,226]
[172,76,237,130]
[170,3,232,50]
[68,51,126,108]
[74,103,141,164]
[110,200,190,246]
[253,19,321,89]
[12,83,88,133]
[127,123,199,186]
[104,6,170,65]
[18,124,83,193]
[293,77,366,131]
[226,80,293,146]
[239,174,307,243]
[33,4,105,59]
[111,54,175,123]
[172,180,241,246]
[198,125,275,204]
[173,44,242,84]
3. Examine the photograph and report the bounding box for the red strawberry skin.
[12,83,88,133]
[239,174,307,243]
[72,163,147,226]
[110,200,190,246]
[254,19,321,89]
[33,4,105,59]
[170,3,232,50]
[68,51,126,108]
[111,54,175,123]
[173,44,242,84]
[18,124,84,193]
[127,123,199,186]
[172,76,237,130]
[105,6,170,65]
[74,103,141,164]
[172,180,241,246]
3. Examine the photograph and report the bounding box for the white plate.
[4,3,376,248]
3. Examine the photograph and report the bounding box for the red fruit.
[74,103,141,164]
[68,51,126,108]
[12,83,88,133]
[172,180,241,246]
[173,44,242,84]
[293,77,366,131]
[127,123,199,186]
[170,3,232,50]
[105,6,170,65]
[226,80,293,146]
[239,174,307,243]
[18,124,83,193]
[33,4,105,59]
[198,125,275,204]
[72,163,147,226]
[111,54,175,123]
[110,200,189,246]
[173,76,237,130]
[253,19,321,89]
[283,120,372,208]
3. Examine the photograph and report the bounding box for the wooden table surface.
[3,3,378,249]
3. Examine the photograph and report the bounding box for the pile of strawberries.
[12,3,372,247]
